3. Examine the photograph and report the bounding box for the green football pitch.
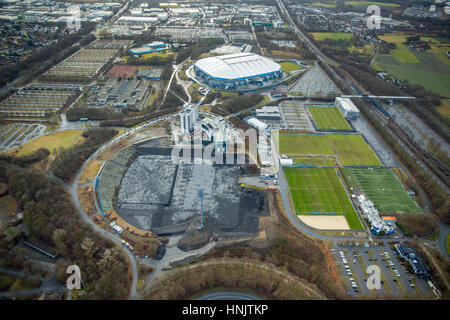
[352,168,422,214]
[307,106,352,130]
[284,167,363,229]
[279,133,381,166]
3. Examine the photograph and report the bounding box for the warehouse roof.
[194,53,281,81]
[335,97,359,112]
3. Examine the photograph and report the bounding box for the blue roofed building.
[395,243,430,277]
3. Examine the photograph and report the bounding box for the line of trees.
[0,148,49,167]
[99,107,178,127]
[0,23,96,88]
[174,38,225,64]
[220,94,265,114]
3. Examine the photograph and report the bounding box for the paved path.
[154,258,326,300]
[0,267,65,299]
[0,286,66,298]
[196,291,263,300]
[64,154,139,299]
[438,224,450,258]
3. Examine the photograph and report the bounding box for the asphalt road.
[196,291,263,300]
[61,146,139,299]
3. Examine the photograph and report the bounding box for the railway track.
[277,0,449,195]
[336,66,449,191]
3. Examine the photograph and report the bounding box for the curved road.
[66,162,139,299]
[196,291,263,300]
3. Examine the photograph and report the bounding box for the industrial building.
[395,244,430,277]
[246,117,268,131]
[245,117,273,166]
[254,106,281,120]
[118,16,158,24]
[335,97,360,119]
[191,53,284,91]
[129,41,170,56]
[180,104,199,134]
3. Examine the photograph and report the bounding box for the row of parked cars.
[339,250,359,293]
[121,239,134,251]
[337,241,384,248]
[381,250,415,287]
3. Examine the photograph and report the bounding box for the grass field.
[279,133,381,166]
[311,1,336,8]
[374,53,450,97]
[344,1,400,9]
[377,34,420,63]
[436,100,450,117]
[352,168,421,214]
[307,106,352,130]
[8,130,84,156]
[348,44,374,56]
[340,167,359,190]
[284,167,363,229]
[293,155,334,166]
[280,61,303,72]
[375,33,450,97]
[78,160,104,184]
[139,52,174,60]
[309,32,353,42]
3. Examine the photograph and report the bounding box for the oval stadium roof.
[194,53,281,81]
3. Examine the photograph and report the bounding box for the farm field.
[377,33,420,63]
[284,167,363,229]
[348,44,374,56]
[344,1,400,9]
[374,53,450,97]
[374,33,450,97]
[279,133,381,166]
[311,1,336,8]
[8,130,84,156]
[352,168,422,214]
[139,52,174,60]
[307,106,352,130]
[309,32,353,41]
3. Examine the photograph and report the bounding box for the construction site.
[97,137,268,244]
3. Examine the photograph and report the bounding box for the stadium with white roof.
[189,53,284,91]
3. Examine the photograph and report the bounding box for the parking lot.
[288,64,341,97]
[279,100,315,131]
[331,241,435,299]
[0,123,46,152]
